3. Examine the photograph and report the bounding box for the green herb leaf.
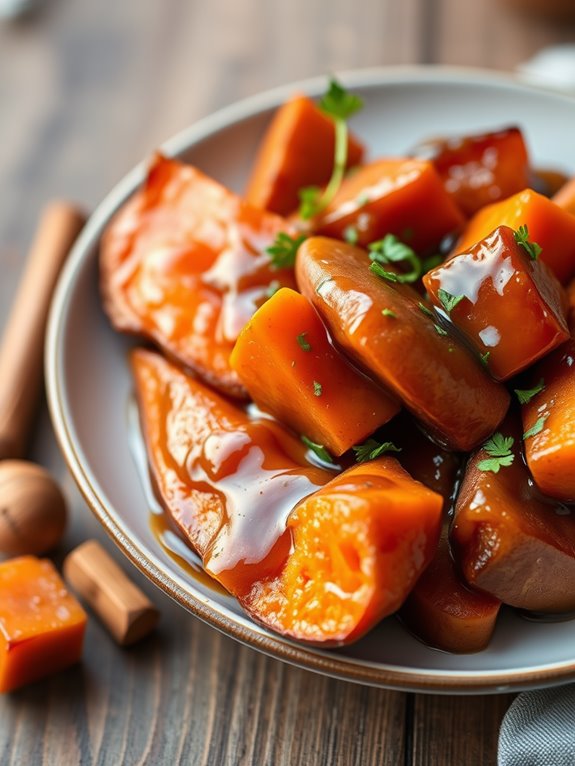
[434,323,448,336]
[437,288,464,314]
[480,351,491,367]
[523,414,549,440]
[318,78,364,121]
[266,232,307,269]
[370,261,399,282]
[418,302,434,318]
[382,308,397,318]
[477,432,515,473]
[297,332,311,352]
[301,436,334,464]
[514,225,542,261]
[368,234,421,283]
[344,225,359,245]
[353,438,402,463]
[313,380,323,397]
[298,79,363,220]
[515,378,545,405]
[421,254,443,273]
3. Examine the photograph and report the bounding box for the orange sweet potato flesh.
[424,225,569,380]
[400,532,501,653]
[0,557,86,693]
[413,126,530,218]
[451,416,575,613]
[454,189,575,284]
[553,176,575,216]
[230,287,400,455]
[101,153,296,398]
[296,237,510,451]
[521,339,575,502]
[245,95,364,216]
[242,457,442,645]
[312,158,465,252]
[133,349,442,644]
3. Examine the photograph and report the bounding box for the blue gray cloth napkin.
[498,686,575,765]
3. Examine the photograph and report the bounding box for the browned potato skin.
[295,237,510,452]
[451,417,575,613]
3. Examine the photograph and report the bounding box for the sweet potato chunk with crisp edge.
[0,557,86,693]
[230,287,399,455]
[101,153,297,398]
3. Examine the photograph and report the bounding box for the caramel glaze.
[131,348,336,597]
[101,154,296,399]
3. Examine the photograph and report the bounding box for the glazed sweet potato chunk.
[0,557,87,693]
[296,237,510,451]
[412,127,530,217]
[454,189,575,284]
[230,287,400,455]
[553,176,575,216]
[245,95,364,216]
[424,225,569,380]
[451,418,575,613]
[520,339,575,503]
[311,158,465,252]
[242,458,442,644]
[101,154,296,398]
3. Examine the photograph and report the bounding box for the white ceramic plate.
[46,66,575,694]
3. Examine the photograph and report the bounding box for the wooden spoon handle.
[0,202,86,460]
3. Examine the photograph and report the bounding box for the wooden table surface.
[1,1,574,763]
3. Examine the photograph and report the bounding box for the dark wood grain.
[0,0,568,763]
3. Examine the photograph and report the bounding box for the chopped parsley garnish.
[353,438,402,463]
[437,288,464,314]
[418,302,434,319]
[515,379,545,405]
[344,226,359,245]
[421,254,443,272]
[301,436,334,464]
[480,351,491,367]
[266,232,307,269]
[523,414,549,440]
[434,323,448,336]
[514,225,542,261]
[368,234,421,284]
[382,308,397,318]
[298,79,363,219]
[297,332,311,351]
[369,261,399,283]
[477,433,515,473]
[313,380,323,397]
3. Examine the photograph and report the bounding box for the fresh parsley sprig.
[477,433,515,473]
[298,79,363,220]
[353,438,401,463]
[515,379,545,405]
[437,288,464,314]
[266,232,308,269]
[523,413,549,440]
[514,225,542,261]
[301,436,334,464]
[368,234,421,284]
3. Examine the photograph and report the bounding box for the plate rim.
[46,64,575,694]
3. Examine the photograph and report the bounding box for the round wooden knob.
[0,460,67,556]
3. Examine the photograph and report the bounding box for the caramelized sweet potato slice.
[242,458,442,645]
[230,287,399,455]
[400,533,501,654]
[296,237,510,451]
[521,339,575,503]
[451,417,575,612]
[311,158,464,252]
[245,95,364,216]
[424,225,569,380]
[454,189,575,284]
[412,127,530,218]
[101,154,296,398]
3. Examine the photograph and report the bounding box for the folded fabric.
[498,685,575,765]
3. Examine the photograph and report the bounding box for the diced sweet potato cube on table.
[245,95,364,216]
[424,225,569,379]
[312,159,465,252]
[230,287,399,455]
[296,236,510,451]
[101,154,297,398]
[454,189,575,284]
[0,556,86,693]
[520,339,575,503]
[451,417,575,613]
[412,126,530,217]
